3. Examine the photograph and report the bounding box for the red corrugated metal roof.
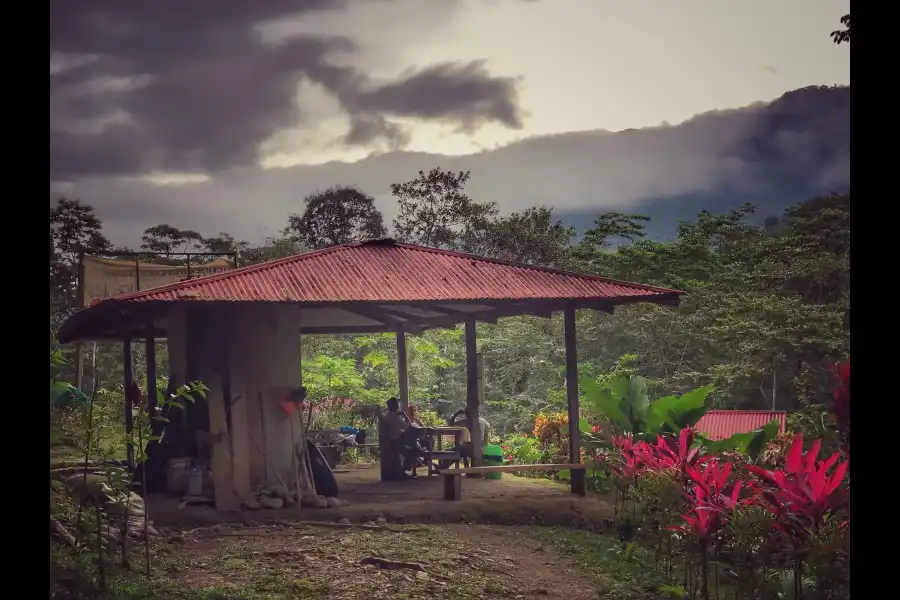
[101,238,683,305]
[694,410,787,441]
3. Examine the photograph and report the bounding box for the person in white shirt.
[451,408,490,467]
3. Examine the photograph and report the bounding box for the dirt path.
[163,521,601,599]
[445,524,601,600]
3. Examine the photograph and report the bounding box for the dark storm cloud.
[354,61,523,131]
[49,0,524,181]
[56,86,849,251]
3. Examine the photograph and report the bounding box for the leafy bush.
[583,360,852,600]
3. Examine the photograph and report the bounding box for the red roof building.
[55,238,687,509]
[58,238,683,342]
[694,410,787,440]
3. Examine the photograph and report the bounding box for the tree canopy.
[49,180,850,433]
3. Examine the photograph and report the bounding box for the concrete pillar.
[229,304,303,488]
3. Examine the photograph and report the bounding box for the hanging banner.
[81,255,234,307]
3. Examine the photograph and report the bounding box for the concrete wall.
[230,304,304,489]
[166,303,305,509]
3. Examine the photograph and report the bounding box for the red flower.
[507,454,514,461]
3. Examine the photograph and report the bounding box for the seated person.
[407,405,425,428]
[407,405,432,464]
[449,408,491,468]
[383,397,425,477]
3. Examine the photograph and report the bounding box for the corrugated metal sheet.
[694,410,787,441]
[103,239,683,305]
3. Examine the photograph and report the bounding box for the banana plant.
[581,373,780,460]
[580,374,715,441]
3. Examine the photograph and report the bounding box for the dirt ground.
[150,465,616,530]
[163,521,604,600]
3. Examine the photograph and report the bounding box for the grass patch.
[524,527,674,599]
[51,523,539,600]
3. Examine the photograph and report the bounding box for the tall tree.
[50,198,111,308]
[391,168,498,249]
[141,224,205,256]
[831,14,850,45]
[201,232,249,255]
[285,186,386,249]
[463,206,575,267]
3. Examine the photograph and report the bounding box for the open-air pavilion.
[57,238,684,512]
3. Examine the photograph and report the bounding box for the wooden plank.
[564,308,581,466]
[438,463,586,475]
[207,313,237,511]
[208,375,237,510]
[571,467,587,497]
[464,318,483,469]
[396,329,409,412]
[225,315,251,503]
[443,471,462,500]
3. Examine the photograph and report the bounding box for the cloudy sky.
[50,0,850,247]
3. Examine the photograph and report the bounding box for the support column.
[563,308,581,466]
[123,338,134,471]
[397,328,409,412]
[145,331,157,412]
[225,310,251,504]
[230,306,266,487]
[226,304,303,489]
[205,309,237,511]
[465,318,483,468]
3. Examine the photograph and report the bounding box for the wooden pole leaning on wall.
[563,307,586,496]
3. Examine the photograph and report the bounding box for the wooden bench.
[438,464,587,501]
[425,450,461,476]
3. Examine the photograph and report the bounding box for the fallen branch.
[360,556,427,572]
[50,516,78,549]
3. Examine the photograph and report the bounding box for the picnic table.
[422,425,467,476]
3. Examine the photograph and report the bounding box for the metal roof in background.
[694,410,788,441]
[104,238,682,304]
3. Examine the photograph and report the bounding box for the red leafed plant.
[644,428,711,475]
[745,433,849,599]
[668,458,743,600]
[746,433,848,538]
[610,434,651,480]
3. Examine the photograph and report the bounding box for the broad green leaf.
[581,376,630,430]
[744,419,781,460]
[627,376,650,419]
[645,394,680,433]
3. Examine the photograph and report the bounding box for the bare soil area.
[149,466,616,531]
[165,521,603,600]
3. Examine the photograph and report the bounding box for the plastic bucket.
[484,444,504,480]
[166,457,191,493]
